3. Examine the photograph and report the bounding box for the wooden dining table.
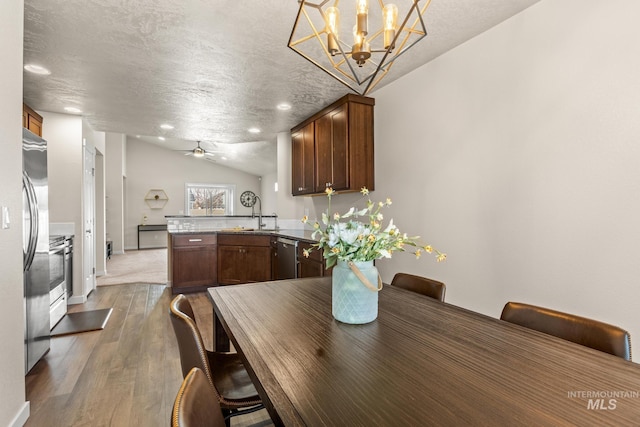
[208,277,640,426]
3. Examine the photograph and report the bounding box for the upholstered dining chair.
[500,302,632,361]
[169,294,264,425]
[390,273,446,302]
[172,367,225,427]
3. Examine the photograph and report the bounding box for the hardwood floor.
[25,284,273,427]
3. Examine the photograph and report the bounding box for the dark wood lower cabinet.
[171,234,217,293]
[170,233,323,293]
[217,234,272,285]
[298,241,332,278]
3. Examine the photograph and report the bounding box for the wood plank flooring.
[25,284,273,427]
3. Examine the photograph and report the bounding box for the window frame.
[184,183,236,216]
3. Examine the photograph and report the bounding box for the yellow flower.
[301,185,446,268]
[325,187,335,198]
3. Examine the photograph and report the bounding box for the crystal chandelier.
[288,0,431,96]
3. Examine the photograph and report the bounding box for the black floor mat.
[51,308,113,336]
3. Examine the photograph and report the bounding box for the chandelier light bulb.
[326,6,340,55]
[356,0,368,36]
[383,4,398,50]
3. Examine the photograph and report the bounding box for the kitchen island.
[166,215,321,293]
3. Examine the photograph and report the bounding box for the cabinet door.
[172,246,216,289]
[218,245,272,285]
[315,103,348,192]
[217,245,246,285]
[299,258,324,278]
[244,246,272,282]
[297,241,332,278]
[292,122,315,195]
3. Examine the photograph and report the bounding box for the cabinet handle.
[188,239,202,242]
[326,182,332,188]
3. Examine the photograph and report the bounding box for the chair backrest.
[500,302,632,361]
[169,294,216,388]
[391,273,446,302]
[172,367,226,427]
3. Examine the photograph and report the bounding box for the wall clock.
[240,190,256,207]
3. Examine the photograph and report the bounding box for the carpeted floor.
[97,248,168,286]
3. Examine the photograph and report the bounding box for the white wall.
[0,1,29,425]
[82,120,106,276]
[260,171,277,216]
[125,138,263,249]
[105,133,126,254]
[41,112,84,300]
[370,0,640,348]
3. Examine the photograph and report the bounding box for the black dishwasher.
[276,237,298,280]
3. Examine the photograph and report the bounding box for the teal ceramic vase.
[332,260,379,324]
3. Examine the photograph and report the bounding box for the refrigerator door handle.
[23,172,38,271]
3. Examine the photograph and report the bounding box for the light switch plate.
[2,206,9,229]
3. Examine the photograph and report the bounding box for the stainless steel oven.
[49,235,68,328]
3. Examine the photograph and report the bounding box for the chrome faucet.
[254,195,265,230]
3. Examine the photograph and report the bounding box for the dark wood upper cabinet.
[291,122,315,196]
[291,94,374,196]
[23,103,43,137]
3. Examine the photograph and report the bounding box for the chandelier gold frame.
[288,0,432,96]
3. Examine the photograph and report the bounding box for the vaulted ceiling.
[23,0,541,176]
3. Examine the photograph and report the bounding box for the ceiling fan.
[175,141,218,158]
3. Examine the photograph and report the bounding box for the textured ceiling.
[23,0,541,176]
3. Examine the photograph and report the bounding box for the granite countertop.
[165,215,277,218]
[168,228,317,243]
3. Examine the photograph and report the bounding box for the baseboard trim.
[10,401,29,427]
[68,294,88,305]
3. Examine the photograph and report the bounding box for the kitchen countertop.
[167,228,317,243]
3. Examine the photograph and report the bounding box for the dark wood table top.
[208,277,640,426]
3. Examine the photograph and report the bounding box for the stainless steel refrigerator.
[23,128,50,374]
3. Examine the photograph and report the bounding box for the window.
[185,183,235,216]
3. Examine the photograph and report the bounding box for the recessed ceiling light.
[221,156,228,161]
[160,124,174,130]
[277,103,292,111]
[135,135,141,138]
[158,136,165,141]
[24,64,51,75]
[248,127,261,134]
[64,107,82,114]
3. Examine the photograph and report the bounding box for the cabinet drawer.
[217,234,270,247]
[298,241,322,262]
[173,234,217,247]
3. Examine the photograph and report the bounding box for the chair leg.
[222,404,265,426]
[222,409,233,427]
